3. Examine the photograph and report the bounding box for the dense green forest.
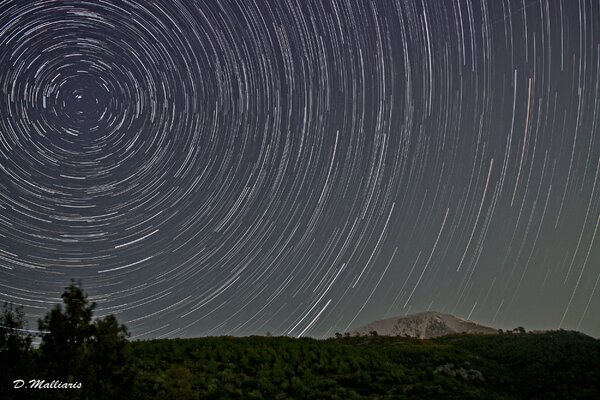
[1,281,599,399]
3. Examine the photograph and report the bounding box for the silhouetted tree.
[38,280,95,382]
[86,314,134,399]
[36,280,135,399]
[0,303,34,399]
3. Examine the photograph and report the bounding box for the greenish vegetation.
[1,282,599,399]
[124,332,599,400]
[1,280,133,400]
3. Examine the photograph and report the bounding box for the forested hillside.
[125,331,599,400]
[2,282,598,399]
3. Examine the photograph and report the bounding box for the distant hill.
[349,311,498,338]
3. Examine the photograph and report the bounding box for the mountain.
[349,311,498,338]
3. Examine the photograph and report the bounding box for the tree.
[0,302,33,359]
[37,280,135,399]
[0,303,34,400]
[38,280,96,382]
[86,314,134,399]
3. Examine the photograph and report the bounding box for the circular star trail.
[0,0,599,338]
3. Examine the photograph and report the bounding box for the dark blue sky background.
[0,0,599,339]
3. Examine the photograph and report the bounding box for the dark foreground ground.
[123,330,599,400]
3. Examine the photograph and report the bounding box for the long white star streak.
[0,0,599,339]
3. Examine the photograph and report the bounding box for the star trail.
[0,0,599,339]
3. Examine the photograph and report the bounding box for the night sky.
[0,0,599,339]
